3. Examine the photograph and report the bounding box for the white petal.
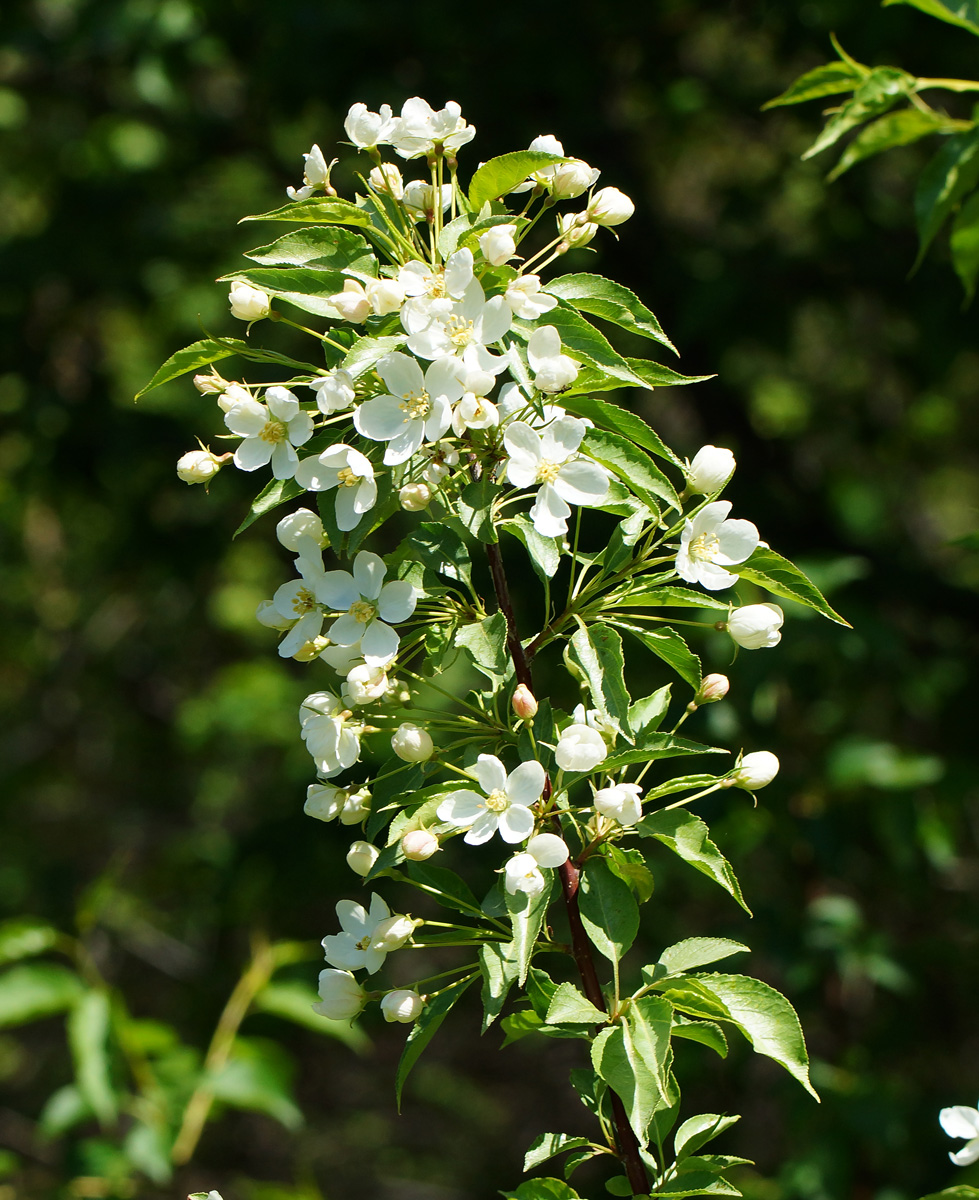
[353,552,386,599]
[327,612,365,646]
[355,396,408,442]
[714,519,760,565]
[316,571,360,611]
[377,351,424,398]
[287,410,314,446]
[529,483,571,537]
[690,500,732,537]
[270,441,299,480]
[360,619,400,664]
[378,580,417,623]
[464,810,500,845]
[472,754,507,795]
[425,356,467,402]
[695,561,739,591]
[527,325,562,371]
[540,416,586,462]
[941,1107,979,1140]
[950,1140,979,1167]
[382,421,424,465]
[475,294,512,344]
[437,790,486,827]
[503,421,542,467]
[265,386,300,421]
[234,437,274,472]
[294,455,340,492]
[506,759,546,806]
[498,804,536,843]
[335,899,369,938]
[225,399,268,438]
[445,248,474,297]
[553,459,610,506]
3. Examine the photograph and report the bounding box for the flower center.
[337,466,362,487]
[350,599,377,624]
[484,789,509,813]
[536,459,561,483]
[426,274,447,298]
[399,389,431,419]
[355,935,372,951]
[260,419,288,444]
[446,316,475,347]
[291,586,317,616]
[690,532,720,561]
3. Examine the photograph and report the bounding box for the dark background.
[2,0,978,1197]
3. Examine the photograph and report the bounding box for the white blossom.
[329,279,371,323]
[419,441,459,485]
[479,223,518,266]
[727,751,780,791]
[505,274,558,319]
[403,180,453,221]
[287,143,336,201]
[224,388,314,479]
[312,968,367,1020]
[511,684,539,719]
[228,281,271,322]
[687,445,736,494]
[399,482,432,511]
[401,830,440,860]
[549,159,601,200]
[504,853,546,898]
[941,1103,979,1166]
[392,723,434,762]
[344,102,396,149]
[695,673,731,704]
[727,603,784,650]
[437,754,544,845]
[525,832,570,867]
[527,325,579,393]
[343,662,390,707]
[355,352,464,465]
[365,276,406,316]
[255,600,294,631]
[268,537,334,657]
[587,187,635,226]
[557,212,598,247]
[310,369,356,415]
[403,277,511,368]
[300,691,362,777]
[276,507,325,552]
[503,415,609,537]
[554,723,607,772]
[315,550,417,665]
[213,382,251,413]
[304,782,346,822]
[294,444,377,531]
[381,989,425,1023]
[369,162,404,199]
[322,893,410,974]
[339,786,372,825]
[390,97,475,159]
[451,392,499,437]
[346,840,380,877]
[594,782,643,826]
[176,449,224,484]
[675,501,759,591]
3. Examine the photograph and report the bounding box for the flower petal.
[529,483,571,537]
[553,459,610,506]
[378,580,417,624]
[498,804,535,843]
[941,1107,979,1140]
[473,754,507,796]
[377,352,424,398]
[506,759,546,806]
[437,790,486,827]
[353,552,386,599]
[464,810,500,845]
[360,619,400,664]
[234,437,274,472]
[355,396,409,442]
[714,518,760,565]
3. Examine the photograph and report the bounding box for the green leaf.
[455,612,509,682]
[591,996,674,1142]
[500,514,561,580]
[245,225,376,271]
[506,876,554,985]
[763,60,866,110]
[136,337,245,399]
[242,196,376,227]
[915,126,979,267]
[406,860,482,918]
[734,546,850,625]
[209,1036,303,1129]
[827,108,965,181]
[234,476,307,538]
[341,333,409,378]
[396,975,475,1108]
[915,1189,979,1200]
[123,1121,173,1185]
[38,1083,92,1139]
[951,188,979,300]
[0,918,59,966]
[468,151,565,208]
[455,475,501,543]
[629,685,673,734]
[658,938,750,976]
[883,0,979,35]
[610,620,702,690]
[652,1169,742,1196]
[0,962,84,1028]
[545,273,676,353]
[675,1114,741,1160]
[637,810,750,914]
[670,1015,729,1058]
[253,982,369,1050]
[524,1133,594,1173]
[480,941,520,1030]
[545,983,608,1026]
[578,858,639,963]
[687,974,818,1100]
[607,845,656,903]
[398,522,473,589]
[501,1178,583,1200]
[655,978,730,1023]
[569,624,632,739]
[583,427,681,511]
[802,67,915,161]
[219,266,347,318]
[596,733,727,776]
[68,990,118,1127]
[609,583,730,612]
[515,310,651,389]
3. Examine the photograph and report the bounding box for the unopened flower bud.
[727,604,784,650]
[479,223,518,266]
[550,159,600,200]
[511,684,538,720]
[369,163,405,199]
[594,782,644,827]
[380,989,424,1023]
[229,281,272,322]
[587,187,635,226]
[366,277,406,316]
[399,482,432,511]
[329,279,371,323]
[372,914,417,953]
[687,445,736,494]
[556,213,598,248]
[215,382,251,413]
[401,829,440,861]
[346,840,380,877]
[339,787,371,825]
[276,507,325,551]
[312,968,366,1021]
[392,723,434,762]
[176,449,224,484]
[694,673,730,706]
[726,750,780,791]
[193,370,227,395]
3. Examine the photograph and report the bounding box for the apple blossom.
[479,224,518,266]
[940,1103,979,1166]
[355,352,463,465]
[372,913,417,952]
[346,840,380,877]
[594,782,643,826]
[437,754,544,845]
[556,212,598,248]
[314,551,416,665]
[224,387,314,480]
[551,159,601,200]
[309,368,356,415]
[304,782,346,822]
[527,325,578,394]
[727,751,780,791]
[329,279,372,323]
[213,382,251,413]
[193,370,226,395]
[727,603,784,650]
[176,449,225,484]
[526,833,570,867]
[451,392,499,437]
[300,691,362,777]
[504,853,546,898]
[503,415,609,537]
[687,445,736,494]
[403,180,453,220]
[228,281,271,322]
[368,162,404,199]
[276,507,325,552]
[392,723,434,762]
[339,786,372,825]
[675,501,759,591]
[587,187,635,226]
[399,482,431,511]
[343,662,389,707]
[390,97,475,159]
[344,102,395,149]
[505,274,558,319]
[511,684,538,720]
[294,444,377,531]
[322,893,409,974]
[401,829,440,861]
[554,723,608,772]
[403,278,511,367]
[694,673,731,705]
[312,969,367,1020]
[365,276,406,316]
[381,989,425,1023]
[399,248,473,316]
[287,143,336,201]
[419,440,459,485]
[255,599,294,631]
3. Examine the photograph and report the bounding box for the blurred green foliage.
[2,0,979,1197]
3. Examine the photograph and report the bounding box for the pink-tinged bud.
[511,684,538,720]
[401,829,440,861]
[694,674,730,705]
[193,370,227,395]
